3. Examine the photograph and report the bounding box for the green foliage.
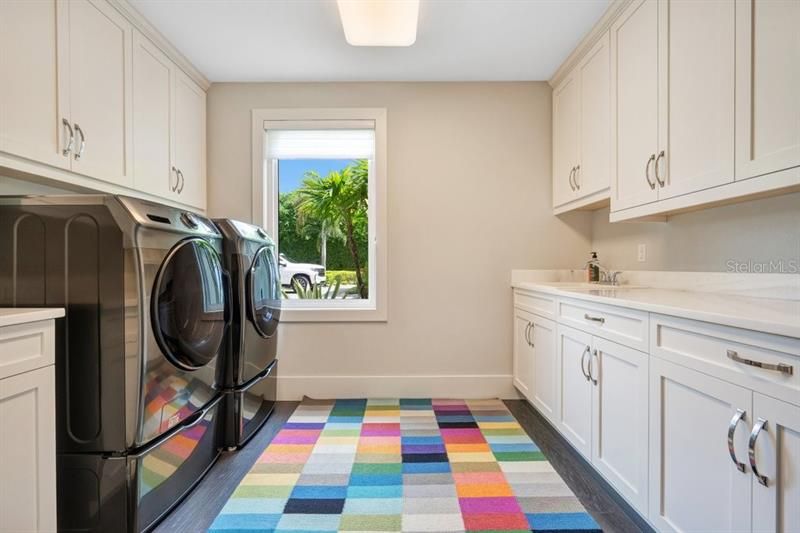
[284,159,370,298]
[291,278,342,299]
[325,270,359,285]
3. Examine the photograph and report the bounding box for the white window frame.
[251,108,388,322]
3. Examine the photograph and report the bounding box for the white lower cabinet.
[591,336,649,514]
[513,308,535,400]
[649,357,752,533]
[529,315,558,424]
[556,324,593,458]
[751,394,800,533]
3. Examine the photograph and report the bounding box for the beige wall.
[590,192,800,272]
[206,82,593,398]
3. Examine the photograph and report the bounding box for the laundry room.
[0,1,798,532]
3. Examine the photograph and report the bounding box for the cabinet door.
[0,0,70,169]
[552,72,579,208]
[68,0,133,186]
[591,337,649,515]
[132,32,175,198]
[513,309,535,400]
[657,0,735,200]
[173,70,206,209]
[751,393,800,533]
[649,358,752,533]
[556,324,593,458]
[530,316,558,424]
[577,32,610,198]
[0,366,56,532]
[610,0,659,211]
[735,0,800,181]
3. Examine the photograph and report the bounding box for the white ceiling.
[129,0,610,82]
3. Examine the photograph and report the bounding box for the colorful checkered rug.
[209,398,601,532]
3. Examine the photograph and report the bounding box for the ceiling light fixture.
[336,0,420,47]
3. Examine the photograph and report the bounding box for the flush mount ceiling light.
[336,0,420,47]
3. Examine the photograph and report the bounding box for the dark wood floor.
[156,400,651,532]
[504,400,652,533]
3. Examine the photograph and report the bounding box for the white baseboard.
[276,374,520,401]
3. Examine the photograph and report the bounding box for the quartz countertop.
[0,308,65,328]
[511,281,800,339]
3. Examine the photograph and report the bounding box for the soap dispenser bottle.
[587,252,600,283]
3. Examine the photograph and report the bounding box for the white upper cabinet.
[657,0,735,200]
[173,70,207,209]
[552,32,611,213]
[133,31,174,198]
[0,0,69,170]
[0,0,208,210]
[67,0,133,186]
[576,34,610,200]
[600,0,800,220]
[735,0,800,182]
[610,0,659,211]
[552,72,580,209]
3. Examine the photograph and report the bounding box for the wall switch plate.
[637,244,647,262]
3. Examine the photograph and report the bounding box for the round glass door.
[152,238,227,370]
[247,245,281,338]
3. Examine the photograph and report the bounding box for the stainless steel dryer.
[214,219,280,449]
[0,195,229,532]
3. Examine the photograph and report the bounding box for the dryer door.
[152,237,227,371]
[247,245,281,338]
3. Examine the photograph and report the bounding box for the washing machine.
[214,219,280,449]
[0,195,228,532]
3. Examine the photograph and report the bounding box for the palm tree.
[294,160,369,298]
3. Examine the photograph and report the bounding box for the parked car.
[278,253,326,290]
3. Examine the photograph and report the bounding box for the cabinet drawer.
[558,297,648,351]
[0,320,55,380]
[514,289,557,319]
[651,314,800,406]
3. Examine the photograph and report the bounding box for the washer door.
[247,245,281,338]
[152,237,227,370]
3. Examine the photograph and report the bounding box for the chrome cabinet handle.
[580,346,590,381]
[748,417,769,486]
[574,164,581,190]
[177,169,185,193]
[171,166,179,192]
[727,350,793,376]
[62,118,74,156]
[524,322,531,346]
[584,313,605,324]
[589,348,598,385]
[73,123,85,160]
[568,166,576,191]
[645,153,656,190]
[654,150,666,187]
[727,409,747,473]
[528,323,535,347]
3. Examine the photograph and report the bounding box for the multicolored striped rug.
[209,398,601,532]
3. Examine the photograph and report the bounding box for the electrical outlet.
[637,244,647,262]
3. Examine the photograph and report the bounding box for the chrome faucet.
[582,260,623,286]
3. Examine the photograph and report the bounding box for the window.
[251,109,387,322]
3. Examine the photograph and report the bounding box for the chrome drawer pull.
[748,418,769,487]
[584,313,605,324]
[727,350,794,376]
[727,409,747,473]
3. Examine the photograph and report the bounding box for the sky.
[279,159,355,194]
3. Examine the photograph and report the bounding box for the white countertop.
[0,308,65,328]
[512,281,800,339]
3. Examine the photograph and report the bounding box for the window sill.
[279,306,387,323]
